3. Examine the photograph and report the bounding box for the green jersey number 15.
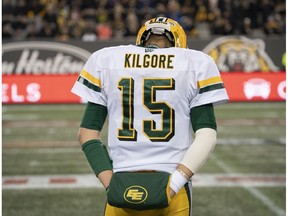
[117,78,175,142]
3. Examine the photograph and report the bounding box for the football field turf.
[2,102,286,216]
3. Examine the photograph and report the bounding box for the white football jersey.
[71,45,229,174]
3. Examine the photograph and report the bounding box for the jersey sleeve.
[71,52,107,106]
[190,53,229,108]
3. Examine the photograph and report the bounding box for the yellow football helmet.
[136,17,187,48]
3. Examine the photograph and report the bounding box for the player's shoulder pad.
[98,44,136,52]
[92,45,136,57]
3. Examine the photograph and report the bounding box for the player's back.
[73,44,226,173]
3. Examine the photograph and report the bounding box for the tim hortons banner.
[2,73,285,104]
[2,37,285,74]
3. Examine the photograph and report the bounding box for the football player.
[72,17,229,216]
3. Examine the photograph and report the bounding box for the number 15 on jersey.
[117,77,175,142]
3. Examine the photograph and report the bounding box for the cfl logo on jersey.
[124,186,148,204]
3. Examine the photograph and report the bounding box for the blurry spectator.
[26,0,45,16]
[211,11,233,35]
[70,26,84,39]
[12,15,28,33]
[137,0,156,20]
[82,32,97,41]
[81,0,97,10]
[2,0,14,16]
[264,15,282,35]
[82,8,97,22]
[124,9,140,36]
[259,0,275,25]
[56,26,71,41]
[166,0,182,23]
[38,21,57,38]
[194,0,209,23]
[155,2,167,18]
[233,0,249,34]
[26,23,39,39]
[2,14,14,30]
[41,4,59,36]
[57,1,70,29]
[241,18,253,35]
[82,21,97,41]
[113,19,126,38]
[12,15,29,40]
[43,4,58,24]
[96,23,113,40]
[275,1,286,34]
[181,0,194,17]
[247,0,259,29]
[68,7,86,39]
[111,1,126,38]
[14,0,29,16]
[180,16,195,35]
[2,23,14,39]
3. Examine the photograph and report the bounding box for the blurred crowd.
[2,0,286,41]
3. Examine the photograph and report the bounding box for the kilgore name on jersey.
[124,53,175,69]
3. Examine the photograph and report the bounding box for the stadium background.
[2,0,286,216]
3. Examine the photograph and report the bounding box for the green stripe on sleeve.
[199,83,224,94]
[78,76,101,93]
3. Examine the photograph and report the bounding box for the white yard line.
[2,173,285,190]
[211,155,286,216]
[217,138,285,145]
[2,105,84,112]
[247,187,286,216]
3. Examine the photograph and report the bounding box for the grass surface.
[2,102,286,216]
[3,187,285,216]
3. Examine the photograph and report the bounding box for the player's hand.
[98,170,113,189]
[169,187,176,198]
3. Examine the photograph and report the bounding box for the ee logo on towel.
[124,186,148,204]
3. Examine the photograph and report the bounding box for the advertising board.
[2,73,285,104]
